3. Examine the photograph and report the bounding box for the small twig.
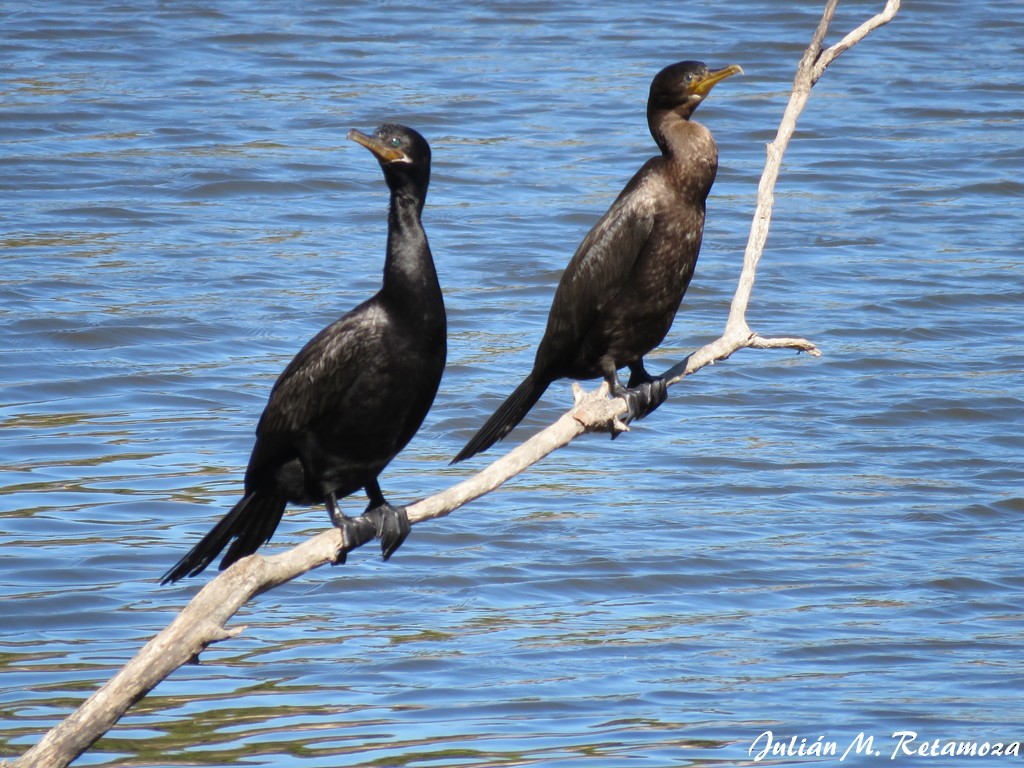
[813,0,902,82]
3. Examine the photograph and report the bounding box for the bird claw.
[611,377,668,438]
[610,415,631,439]
[633,376,668,419]
[362,503,411,561]
[329,511,376,565]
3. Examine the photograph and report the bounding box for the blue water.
[2,1,1023,766]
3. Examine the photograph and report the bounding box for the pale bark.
[4,2,900,766]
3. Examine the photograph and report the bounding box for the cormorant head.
[647,60,743,122]
[348,123,431,198]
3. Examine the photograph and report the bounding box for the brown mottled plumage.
[453,61,741,463]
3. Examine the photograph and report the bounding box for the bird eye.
[389,136,402,148]
[684,74,694,84]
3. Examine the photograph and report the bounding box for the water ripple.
[2,0,1023,765]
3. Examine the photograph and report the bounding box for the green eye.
[389,136,401,147]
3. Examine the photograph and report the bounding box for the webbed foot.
[362,502,411,561]
[327,499,376,565]
[630,376,668,419]
[610,377,668,438]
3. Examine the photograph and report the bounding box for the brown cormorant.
[453,61,741,463]
[163,124,445,583]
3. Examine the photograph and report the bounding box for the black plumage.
[163,124,445,583]
[453,61,741,463]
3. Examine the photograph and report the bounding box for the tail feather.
[452,374,549,464]
[161,492,287,584]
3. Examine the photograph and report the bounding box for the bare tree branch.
[813,0,902,82]
[4,3,901,766]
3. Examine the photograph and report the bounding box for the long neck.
[648,109,719,202]
[382,184,441,307]
[648,104,698,153]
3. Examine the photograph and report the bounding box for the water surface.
[2,1,1023,766]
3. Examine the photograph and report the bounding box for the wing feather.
[539,165,658,359]
[243,300,386,484]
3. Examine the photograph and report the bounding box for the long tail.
[452,373,550,464]
[161,492,287,584]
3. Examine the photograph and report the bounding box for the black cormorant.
[453,61,741,464]
[163,124,445,583]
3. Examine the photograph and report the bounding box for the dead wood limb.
[4,3,901,766]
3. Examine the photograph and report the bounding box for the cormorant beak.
[348,129,409,164]
[692,64,744,97]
